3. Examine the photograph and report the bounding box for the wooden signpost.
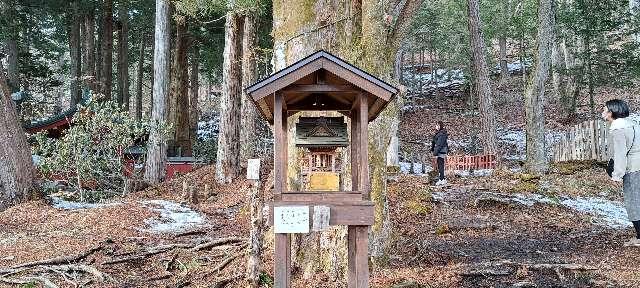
[246,50,398,288]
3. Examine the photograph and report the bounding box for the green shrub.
[33,98,170,201]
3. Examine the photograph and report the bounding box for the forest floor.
[1,81,640,287]
[1,164,638,287]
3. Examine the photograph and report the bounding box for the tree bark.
[240,14,259,163]
[135,34,145,121]
[271,0,423,282]
[467,0,499,155]
[0,62,35,212]
[96,13,103,87]
[82,10,97,92]
[4,40,18,92]
[524,0,553,175]
[215,12,243,183]
[69,5,82,106]
[101,0,114,100]
[499,36,508,83]
[170,18,192,157]
[189,45,199,150]
[117,1,130,110]
[144,0,171,184]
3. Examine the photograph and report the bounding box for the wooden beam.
[348,225,370,288]
[351,107,359,192]
[358,92,369,200]
[282,84,357,93]
[269,201,375,226]
[275,233,291,288]
[287,102,352,112]
[274,92,284,194]
[282,105,288,193]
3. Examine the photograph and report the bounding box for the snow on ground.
[197,118,219,140]
[140,200,205,234]
[560,197,631,229]
[453,169,494,177]
[50,195,121,210]
[497,128,564,161]
[477,192,630,229]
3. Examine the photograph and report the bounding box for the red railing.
[432,154,497,173]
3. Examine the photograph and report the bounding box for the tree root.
[0,276,59,288]
[3,245,103,272]
[191,237,246,252]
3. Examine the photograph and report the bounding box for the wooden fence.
[550,119,609,162]
[401,152,497,175]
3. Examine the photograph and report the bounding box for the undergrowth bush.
[33,98,170,202]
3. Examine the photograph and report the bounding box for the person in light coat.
[602,99,640,246]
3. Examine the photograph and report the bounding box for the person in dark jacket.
[431,121,449,186]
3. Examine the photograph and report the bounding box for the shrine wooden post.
[246,50,398,288]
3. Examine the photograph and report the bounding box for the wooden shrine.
[246,50,398,288]
[296,116,348,191]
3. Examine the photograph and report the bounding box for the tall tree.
[169,16,192,156]
[189,44,199,151]
[0,62,35,212]
[69,4,82,106]
[525,0,554,174]
[144,0,171,184]
[271,0,422,283]
[117,1,130,110]
[240,14,258,163]
[135,34,145,121]
[467,0,499,155]
[82,9,97,92]
[215,10,243,183]
[101,0,114,100]
[4,39,18,92]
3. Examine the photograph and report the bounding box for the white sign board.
[246,159,261,180]
[312,205,330,232]
[274,206,309,234]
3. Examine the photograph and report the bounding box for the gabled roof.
[296,117,348,148]
[246,50,399,124]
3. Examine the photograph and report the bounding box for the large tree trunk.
[467,0,499,155]
[101,0,114,100]
[170,18,192,157]
[69,5,82,106]
[96,14,103,87]
[82,10,97,92]
[215,12,243,183]
[135,34,145,121]
[0,62,35,212]
[117,1,130,110]
[144,0,170,184]
[189,45,199,150]
[272,0,422,283]
[240,14,259,163]
[524,0,553,175]
[4,40,19,92]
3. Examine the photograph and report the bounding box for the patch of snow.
[197,117,220,140]
[32,155,42,166]
[454,169,494,177]
[560,197,631,228]
[399,161,412,173]
[141,200,205,234]
[50,196,121,210]
[477,192,630,229]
